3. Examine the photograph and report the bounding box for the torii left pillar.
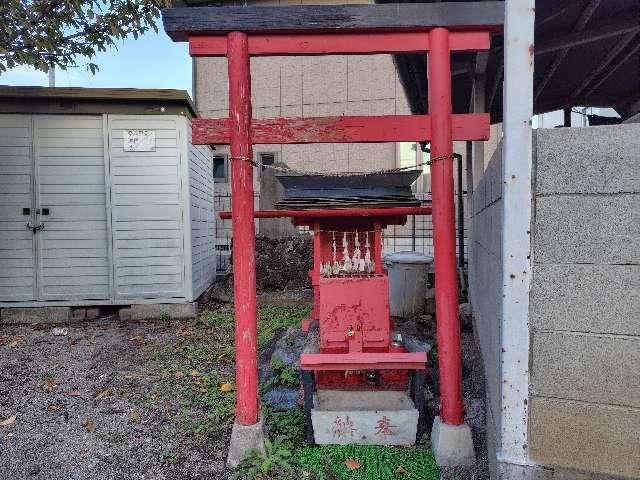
[225,31,265,468]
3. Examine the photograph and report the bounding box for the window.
[213,155,228,182]
[259,152,276,171]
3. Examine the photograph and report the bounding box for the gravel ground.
[0,316,234,480]
[0,300,489,480]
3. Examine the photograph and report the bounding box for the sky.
[0,30,193,97]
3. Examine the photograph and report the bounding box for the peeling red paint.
[191,114,490,145]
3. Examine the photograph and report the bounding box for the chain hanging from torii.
[228,152,460,177]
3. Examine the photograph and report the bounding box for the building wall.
[186,120,216,299]
[468,140,503,477]
[470,123,640,479]
[195,17,411,186]
[528,124,640,479]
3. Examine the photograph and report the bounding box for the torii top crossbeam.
[162,2,502,434]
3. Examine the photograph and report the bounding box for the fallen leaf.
[8,340,18,348]
[123,373,139,380]
[343,459,362,470]
[94,389,111,401]
[82,418,96,432]
[395,466,407,474]
[47,404,59,412]
[218,382,233,392]
[0,415,16,427]
[176,328,192,337]
[175,371,184,379]
[42,377,57,391]
[129,335,144,343]
[188,370,200,377]
[52,363,60,369]
[68,390,82,397]
[130,410,141,423]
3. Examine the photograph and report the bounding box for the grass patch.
[294,445,440,480]
[263,405,306,449]
[147,305,309,444]
[258,305,310,350]
[158,449,180,466]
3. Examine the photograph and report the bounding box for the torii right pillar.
[428,27,476,466]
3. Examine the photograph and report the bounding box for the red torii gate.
[164,6,493,432]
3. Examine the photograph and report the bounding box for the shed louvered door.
[0,115,36,301]
[34,116,110,301]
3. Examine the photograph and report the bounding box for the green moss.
[293,445,440,480]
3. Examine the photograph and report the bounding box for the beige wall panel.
[254,106,281,119]
[195,57,228,112]
[281,104,303,117]
[281,57,304,106]
[346,98,395,116]
[200,109,228,119]
[302,56,348,105]
[529,397,640,479]
[301,0,350,4]
[302,101,347,117]
[347,55,397,102]
[250,57,282,108]
[347,143,396,171]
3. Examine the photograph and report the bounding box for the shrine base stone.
[226,416,265,468]
[311,390,419,446]
[431,415,476,466]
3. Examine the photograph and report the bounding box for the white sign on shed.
[124,129,156,151]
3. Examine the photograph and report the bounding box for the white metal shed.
[0,87,215,307]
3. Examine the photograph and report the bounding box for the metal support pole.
[228,31,259,426]
[428,27,464,426]
[563,107,572,127]
[457,152,464,269]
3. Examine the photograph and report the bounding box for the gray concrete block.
[118,307,132,321]
[530,331,640,408]
[531,263,640,335]
[430,416,475,466]
[70,308,86,322]
[1,307,70,325]
[226,416,265,468]
[534,194,640,265]
[553,467,632,480]
[497,462,554,480]
[311,390,418,446]
[535,124,640,195]
[529,397,640,479]
[85,308,100,320]
[128,302,197,321]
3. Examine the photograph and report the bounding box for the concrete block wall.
[528,124,640,479]
[469,139,503,471]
